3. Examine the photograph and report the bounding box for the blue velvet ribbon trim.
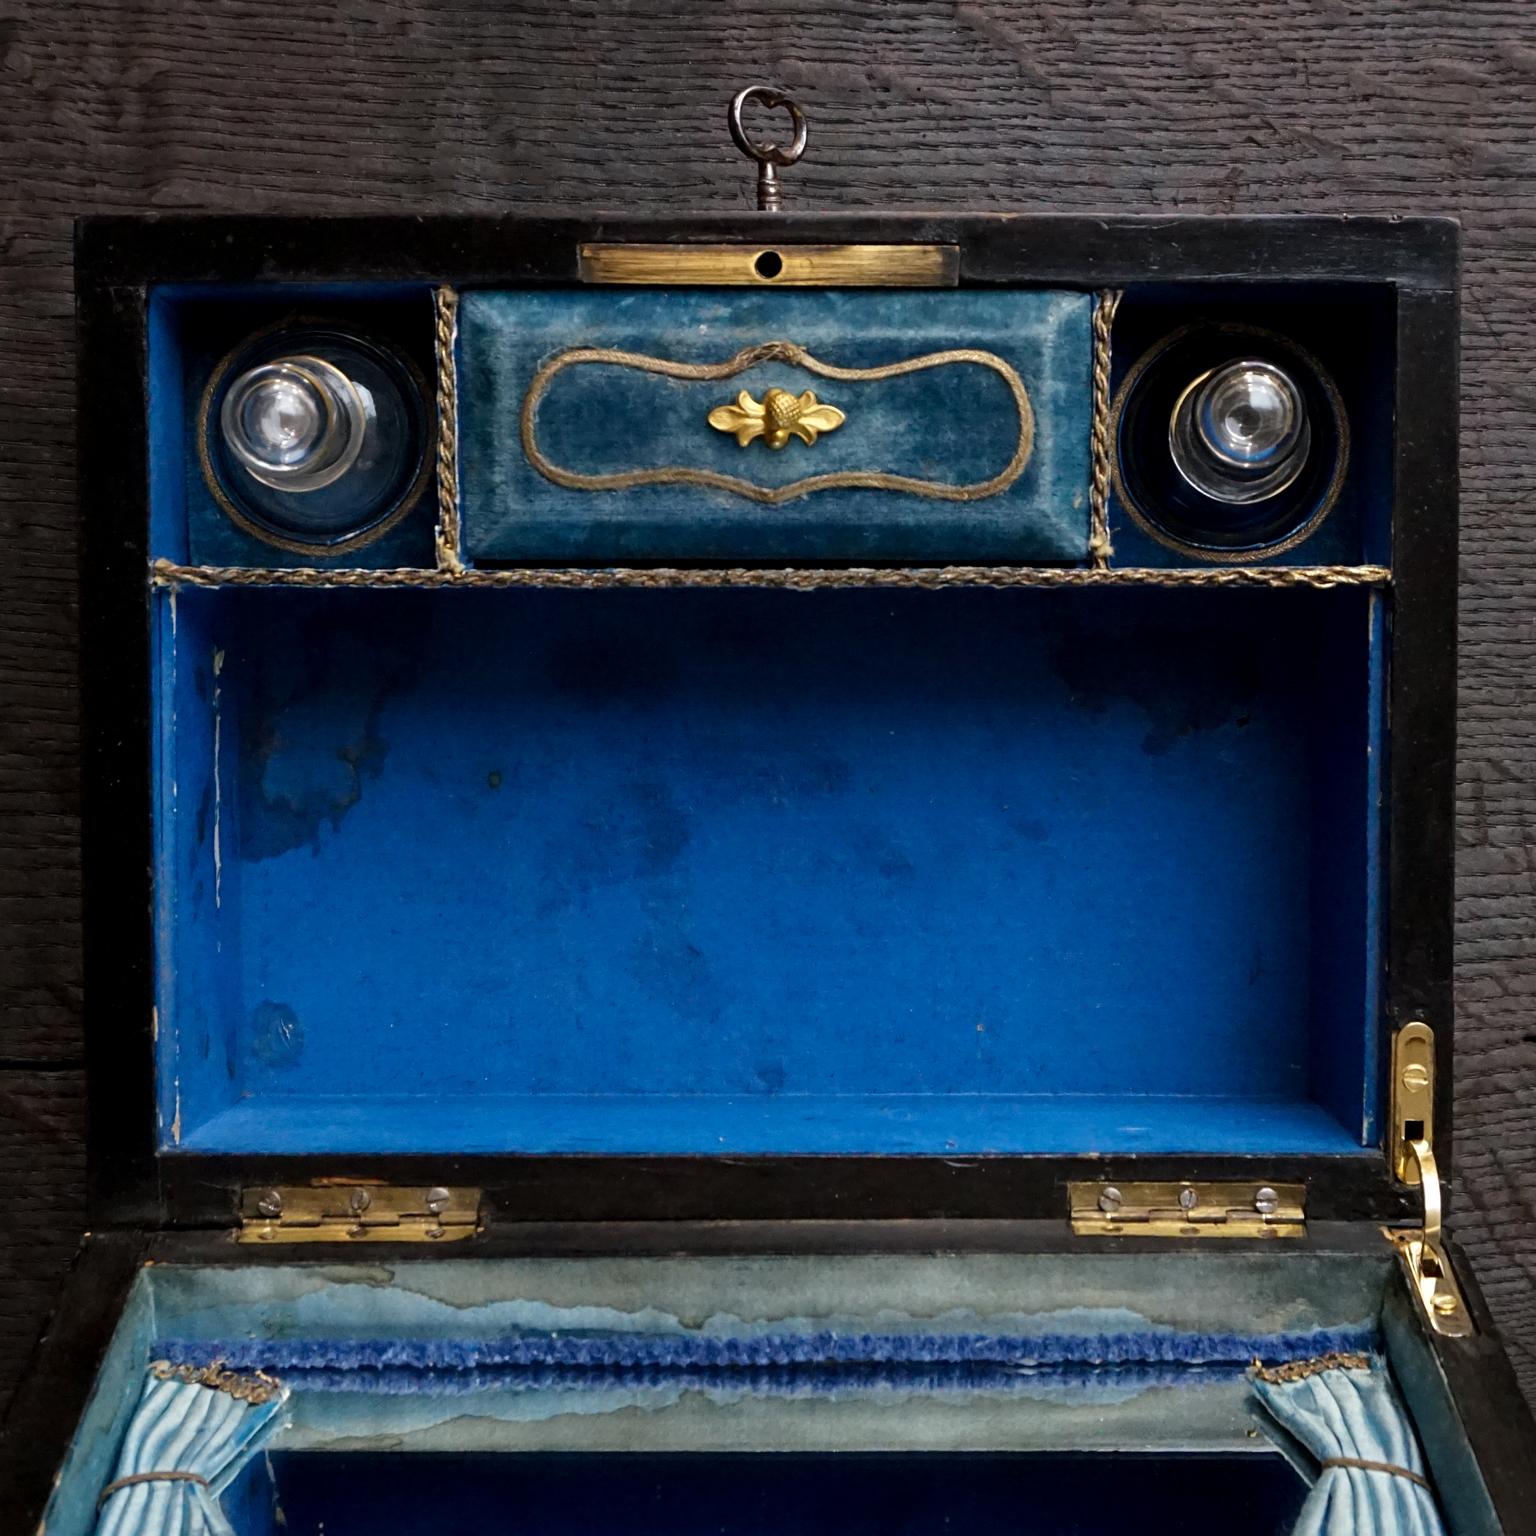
[154,1360,1330,1398]
[160,1325,1376,1394]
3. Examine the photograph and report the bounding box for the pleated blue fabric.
[94,1363,289,1536]
[1251,1354,1445,1536]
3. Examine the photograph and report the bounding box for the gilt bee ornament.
[708,386,847,449]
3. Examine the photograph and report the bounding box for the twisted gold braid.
[433,286,463,572]
[151,559,1389,593]
[1089,289,1123,568]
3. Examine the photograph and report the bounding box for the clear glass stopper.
[220,357,367,492]
[1169,359,1310,504]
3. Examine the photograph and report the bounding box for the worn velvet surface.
[152,583,1381,1156]
[458,288,1093,563]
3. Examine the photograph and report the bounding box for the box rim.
[75,212,1458,1231]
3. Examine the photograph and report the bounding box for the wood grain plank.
[0,0,1533,1411]
[0,1070,84,1420]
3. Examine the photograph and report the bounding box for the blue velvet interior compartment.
[258,1451,1308,1536]
[152,582,1383,1155]
[148,284,440,570]
[1105,284,1396,570]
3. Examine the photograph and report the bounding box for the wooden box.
[2,195,1533,1536]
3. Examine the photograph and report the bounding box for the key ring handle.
[728,86,808,210]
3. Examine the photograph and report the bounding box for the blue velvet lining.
[154,584,1383,1157]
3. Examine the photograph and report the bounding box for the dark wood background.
[2,0,1534,1417]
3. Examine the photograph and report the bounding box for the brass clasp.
[1392,1138,1472,1337]
[1388,1024,1472,1336]
[1391,1020,1436,1184]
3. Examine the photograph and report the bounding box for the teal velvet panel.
[457,288,1093,564]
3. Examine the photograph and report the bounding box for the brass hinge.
[1388,1023,1472,1336]
[1069,1181,1306,1238]
[237,1184,483,1245]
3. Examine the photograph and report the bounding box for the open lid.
[75,110,1459,1232]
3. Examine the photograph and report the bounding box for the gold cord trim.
[1089,289,1122,569]
[152,558,1389,593]
[519,341,1034,505]
[99,1470,210,1508]
[1250,1351,1373,1384]
[148,1359,283,1404]
[1319,1457,1432,1491]
[434,286,463,573]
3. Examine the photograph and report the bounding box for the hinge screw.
[345,1187,373,1236]
[255,1189,283,1219]
[1178,1186,1198,1212]
[1254,1187,1280,1216]
[423,1185,453,1240]
[1098,1186,1123,1215]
